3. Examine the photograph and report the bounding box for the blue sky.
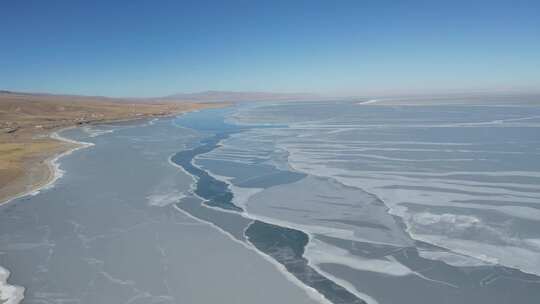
[1,0,539,97]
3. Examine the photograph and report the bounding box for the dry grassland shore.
[0,91,224,205]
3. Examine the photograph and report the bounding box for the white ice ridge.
[305,239,412,276]
[357,99,379,105]
[146,191,186,207]
[0,266,25,304]
[81,126,115,137]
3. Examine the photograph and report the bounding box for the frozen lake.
[1,99,539,304]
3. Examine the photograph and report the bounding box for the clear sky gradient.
[1,0,539,97]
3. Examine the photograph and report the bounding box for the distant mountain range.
[0,90,321,103]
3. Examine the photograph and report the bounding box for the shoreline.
[0,128,93,207]
[0,104,226,206]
